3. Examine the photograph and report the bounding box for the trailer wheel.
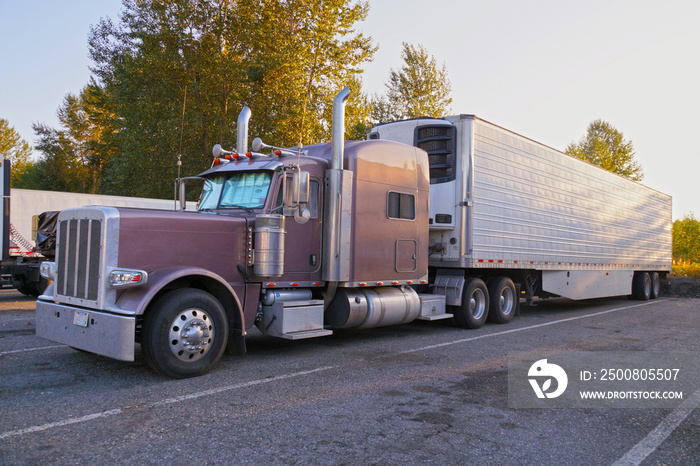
[452,278,489,329]
[487,277,516,324]
[650,273,660,299]
[142,289,228,379]
[632,272,652,300]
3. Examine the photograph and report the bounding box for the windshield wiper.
[221,204,255,213]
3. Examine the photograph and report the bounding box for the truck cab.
[36,88,438,378]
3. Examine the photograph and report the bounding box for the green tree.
[373,42,452,123]
[27,85,112,193]
[673,213,700,264]
[565,120,644,181]
[86,0,375,198]
[0,118,35,186]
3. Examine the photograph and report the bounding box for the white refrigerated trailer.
[1,164,194,296]
[8,188,188,253]
[371,114,672,309]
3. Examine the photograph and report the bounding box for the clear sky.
[1,0,698,219]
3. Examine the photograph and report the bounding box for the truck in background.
[35,88,672,378]
[0,166,195,296]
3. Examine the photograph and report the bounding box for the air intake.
[414,125,457,184]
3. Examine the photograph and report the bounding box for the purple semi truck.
[36,88,671,378]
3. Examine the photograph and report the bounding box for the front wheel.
[451,277,489,329]
[142,289,228,378]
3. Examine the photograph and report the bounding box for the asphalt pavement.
[0,289,698,465]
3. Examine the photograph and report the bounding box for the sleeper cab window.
[387,192,415,220]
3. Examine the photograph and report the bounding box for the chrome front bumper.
[36,300,136,361]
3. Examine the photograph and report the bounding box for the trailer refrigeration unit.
[36,88,672,378]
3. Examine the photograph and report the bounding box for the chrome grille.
[57,218,102,301]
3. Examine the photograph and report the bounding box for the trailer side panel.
[460,116,671,271]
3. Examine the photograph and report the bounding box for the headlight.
[109,269,148,288]
[40,261,56,280]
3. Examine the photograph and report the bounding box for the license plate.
[73,311,89,328]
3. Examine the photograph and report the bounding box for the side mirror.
[292,171,310,205]
[179,179,187,211]
[294,206,311,224]
[174,176,205,211]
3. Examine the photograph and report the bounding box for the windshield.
[198,172,273,211]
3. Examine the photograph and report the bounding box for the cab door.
[277,176,323,279]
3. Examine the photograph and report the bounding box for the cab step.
[416,294,452,321]
[278,328,333,340]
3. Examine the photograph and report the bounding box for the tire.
[15,277,45,297]
[452,277,489,329]
[24,281,44,298]
[142,289,228,379]
[487,277,516,324]
[14,278,30,297]
[650,272,660,299]
[632,272,651,300]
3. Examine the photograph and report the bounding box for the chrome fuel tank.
[325,286,421,329]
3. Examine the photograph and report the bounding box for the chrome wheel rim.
[169,308,214,362]
[470,289,486,320]
[500,286,515,315]
[652,275,660,296]
[643,276,651,297]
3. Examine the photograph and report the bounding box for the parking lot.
[1,289,698,465]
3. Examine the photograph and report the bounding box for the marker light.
[109,269,148,288]
[40,261,56,280]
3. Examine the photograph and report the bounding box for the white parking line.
[0,409,124,441]
[0,298,670,444]
[612,388,700,466]
[0,366,335,440]
[0,345,65,357]
[400,300,660,354]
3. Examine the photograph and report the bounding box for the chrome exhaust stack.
[237,106,252,155]
[322,87,353,285]
[331,87,350,170]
